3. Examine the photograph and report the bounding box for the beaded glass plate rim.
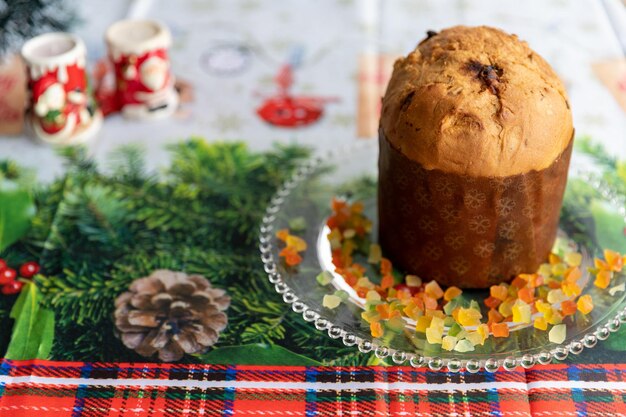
[258,141,626,373]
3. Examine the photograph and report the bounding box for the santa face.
[34,83,66,117]
[140,56,168,91]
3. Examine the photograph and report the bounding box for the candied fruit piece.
[425,309,445,318]
[551,263,566,276]
[512,300,532,324]
[605,249,624,272]
[406,275,422,287]
[511,276,527,289]
[376,303,391,320]
[594,270,612,289]
[609,283,626,296]
[334,290,349,301]
[286,235,307,252]
[425,281,444,299]
[490,285,509,301]
[484,296,501,309]
[380,275,394,290]
[517,287,535,304]
[498,298,516,317]
[562,281,582,297]
[323,294,342,309]
[366,290,381,302]
[448,323,463,337]
[533,316,548,331]
[443,286,462,301]
[380,258,392,275]
[457,307,482,327]
[423,295,438,310]
[477,324,490,342]
[547,311,563,325]
[547,289,567,304]
[368,244,382,264]
[425,327,443,344]
[454,339,475,352]
[403,302,422,320]
[577,294,594,315]
[328,228,342,249]
[564,267,582,284]
[343,229,356,239]
[370,321,384,338]
[565,252,583,267]
[387,315,405,333]
[488,309,504,324]
[357,277,375,289]
[549,324,566,344]
[466,331,483,347]
[316,271,333,286]
[361,310,380,323]
[491,322,510,338]
[549,253,562,265]
[276,229,290,241]
[538,263,552,278]
[415,316,432,333]
[442,335,458,351]
[560,300,577,316]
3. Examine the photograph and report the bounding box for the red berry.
[19,261,40,279]
[0,268,16,285]
[0,259,6,271]
[1,280,23,295]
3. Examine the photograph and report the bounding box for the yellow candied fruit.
[564,266,582,284]
[403,302,423,321]
[361,310,380,323]
[442,335,458,351]
[276,229,290,241]
[286,235,307,252]
[577,294,594,315]
[490,284,509,301]
[534,316,548,331]
[535,300,552,315]
[562,281,582,297]
[367,243,382,264]
[605,249,624,272]
[357,277,376,290]
[370,321,384,338]
[512,300,532,324]
[594,270,612,289]
[547,289,567,304]
[498,297,516,318]
[538,263,552,278]
[477,323,490,342]
[549,323,566,344]
[444,286,463,302]
[366,290,381,302]
[424,281,444,300]
[547,310,563,325]
[466,331,484,347]
[425,326,443,344]
[564,252,583,267]
[425,309,445,318]
[549,253,562,265]
[406,275,422,287]
[415,316,432,333]
[328,228,342,249]
[457,307,483,327]
[551,263,567,276]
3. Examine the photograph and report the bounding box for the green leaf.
[199,343,322,366]
[590,200,626,253]
[5,282,55,360]
[0,180,35,252]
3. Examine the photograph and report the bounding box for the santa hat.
[31,71,60,102]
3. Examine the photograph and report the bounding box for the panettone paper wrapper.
[378,131,574,288]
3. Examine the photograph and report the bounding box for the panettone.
[378,26,574,288]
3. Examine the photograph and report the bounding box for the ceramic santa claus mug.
[105,19,179,119]
[21,33,102,145]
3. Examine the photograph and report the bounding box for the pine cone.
[114,269,230,362]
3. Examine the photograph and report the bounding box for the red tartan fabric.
[2,360,626,416]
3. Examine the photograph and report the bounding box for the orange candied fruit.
[380,258,393,276]
[517,286,535,304]
[560,299,577,316]
[276,229,290,241]
[370,321,384,338]
[577,294,594,315]
[425,281,444,300]
[491,322,510,338]
[594,270,612,289]
[279,246,303,266]
[488,308,504,324]
[490,284,509,301]
[443,286,462,302]
[380,275,394,290]
[484,296,501,309]
[604,249,624,272]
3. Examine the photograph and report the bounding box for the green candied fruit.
[453,339,475,352]
[469,300,481,311]
[443,300,457,315]
[288,216,307,231]
[386,315,405,333]
[443,316,456,327]
[334,290,349,301]
[447,322,463,337]
[316,271,333,286]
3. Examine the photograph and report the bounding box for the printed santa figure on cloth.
[105,19,178,119]
[21,33,102,144]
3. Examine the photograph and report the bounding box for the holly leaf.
[0,180,35,252]
[590,200,626,254]
[5,282,55,360]
[200,343,322,366]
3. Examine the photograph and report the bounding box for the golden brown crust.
[380,25,573,177]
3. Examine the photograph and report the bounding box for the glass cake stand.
[259,140,626,372]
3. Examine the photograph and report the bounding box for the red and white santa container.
[21,33,102,145]
[105,19,178,119]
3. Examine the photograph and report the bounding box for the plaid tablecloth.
[2,360,626,416]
